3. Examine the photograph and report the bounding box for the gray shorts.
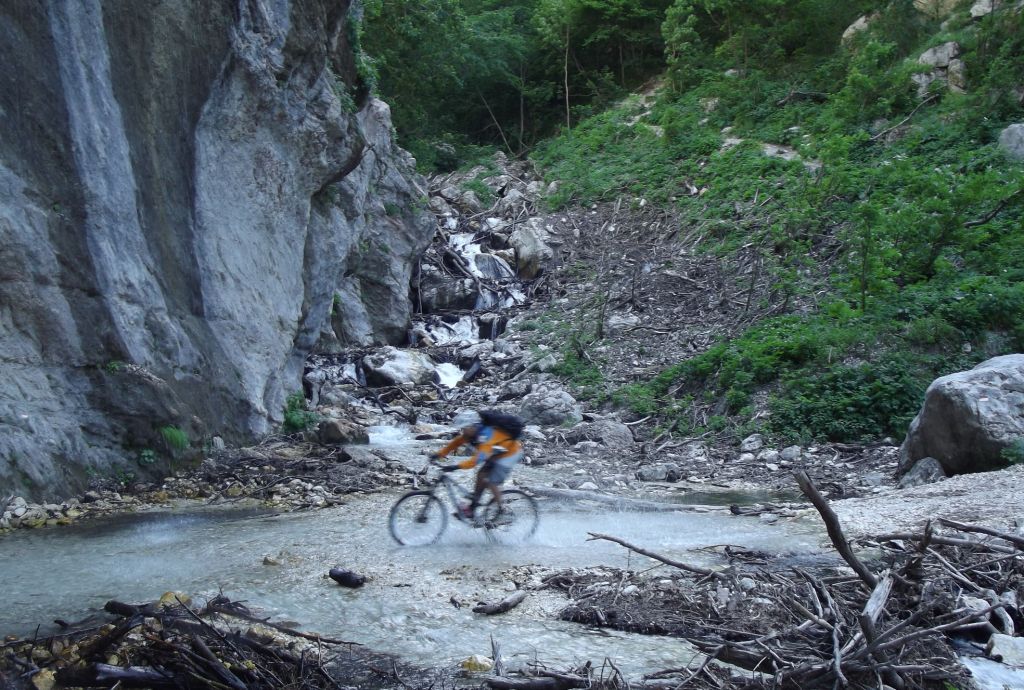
[482,451,522,485]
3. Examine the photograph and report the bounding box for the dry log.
[870,532,1017,554]
[58,663,178,687]
[587,532,726,580]
[486,678,560,689]
[473,590,527,615]
[937,518,1024,549]
[192,635,248,690]
[795,471,877,588]
[104,600,157,618]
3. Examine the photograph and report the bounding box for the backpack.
[479,409,525,440]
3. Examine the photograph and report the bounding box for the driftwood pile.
[0,595,381,690]
[546,472,1023,689]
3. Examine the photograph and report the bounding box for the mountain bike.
[388,464,539,545]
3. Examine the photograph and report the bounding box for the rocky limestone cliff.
[0,0,432,500]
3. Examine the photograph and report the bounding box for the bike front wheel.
[482,489,539,542]
[389,491,447,545]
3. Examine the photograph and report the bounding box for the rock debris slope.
[0,0,432,500]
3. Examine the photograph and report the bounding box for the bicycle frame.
[420,470,476,523]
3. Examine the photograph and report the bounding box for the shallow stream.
[0,481,828,678]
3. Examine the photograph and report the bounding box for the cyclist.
[429,409,523,520]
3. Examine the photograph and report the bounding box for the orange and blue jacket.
[434,426,523,469]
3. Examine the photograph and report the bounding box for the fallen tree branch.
[937,518,1024,549]
[473,590,527,615]
[587,532,727,580]
[795,471,877,588]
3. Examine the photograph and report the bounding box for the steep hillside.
[529,0,1024,445]
[0,1,432,500]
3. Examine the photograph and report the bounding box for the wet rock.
[419,275,478,312]
[757,449,780,463]
[361,347,437,387]
[987,634,1024,666]
[471,253,515,281]
[329,568,366,588]
[318,419,369,445]
[637,463,681,482]
[897,457,947,488]
[780,446,803,462]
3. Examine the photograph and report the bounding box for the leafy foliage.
[283,393,318,433]
[367,0,1024,443]
[159,426,190,451]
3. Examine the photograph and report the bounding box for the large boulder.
[564,418,635,449]
[508,218,555,280]
[520,382,583,427]
[361,347,437,387]
[899,355,1024,476]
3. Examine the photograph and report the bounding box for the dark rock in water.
[329,568,366,588]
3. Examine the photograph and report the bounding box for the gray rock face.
[0,1,432,500]
[999,124,1024,161]
[899,355,1024,476]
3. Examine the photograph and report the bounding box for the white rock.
[987,633,1024,667]
[740,433,764,453]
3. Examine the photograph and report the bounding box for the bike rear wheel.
[482,489,539,542]
[389,491,447,545]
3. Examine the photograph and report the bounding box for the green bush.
[283,392,318,433]
[159,426,190,451]
[768,355,926,442]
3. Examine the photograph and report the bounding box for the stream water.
[1,226,834,679]
[0,480,829,678]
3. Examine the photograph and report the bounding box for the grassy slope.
[531,5,1024,444]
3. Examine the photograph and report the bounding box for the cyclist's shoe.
[454,503,474,520]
